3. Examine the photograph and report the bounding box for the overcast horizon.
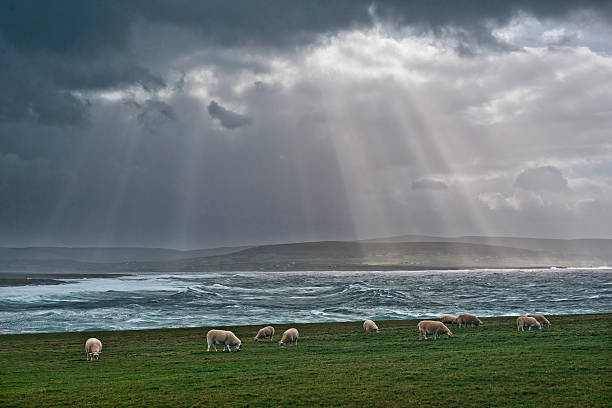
[2,1,612,249]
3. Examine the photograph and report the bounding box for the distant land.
[363,235,612,260]
[0,245,250,263]
[1,235,611,274]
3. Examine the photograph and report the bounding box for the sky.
[1,1,611,248]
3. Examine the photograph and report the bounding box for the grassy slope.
[1,314,611,407]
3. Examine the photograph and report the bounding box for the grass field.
[1,314,611,407]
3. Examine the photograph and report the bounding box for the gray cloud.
[1,1,610,127]
[411,179,448,191]
[516,166,569,192]
[1,1,612,247]
[207,101,251,129]
[134,100,178,131]
[0,45,90,126]
[3,1,609,57]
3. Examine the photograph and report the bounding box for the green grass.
[1,314,611,407]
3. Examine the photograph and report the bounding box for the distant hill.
[0,246,249,262]
[363,235,612,262]
[0,246,249,272]
[103,241,605,272]
[1,238,609,273]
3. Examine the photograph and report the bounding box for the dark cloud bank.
[207,101,251,129]
[0,1,611,247]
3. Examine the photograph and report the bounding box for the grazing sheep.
[418,321,452,340]
[206,329,242,352]
[254,326,275,342]
[279,328,299,346]
[363,319,380,333]
[85,338,102,361]
[456,313,483,328]
[527,314,551,328]
[440,315,458,325]
[517,316,541,331]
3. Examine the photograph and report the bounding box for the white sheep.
[517,316,541,331]
[254,326,275,342]
[279,328,299,346]
[418,321,452,340]
[457,313,483,328]
[527,314,551,328]
[363,319,380,333]
[206,329,242,352]
[440,315,458,325]
[85,338,102,361]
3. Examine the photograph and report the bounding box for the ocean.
[1,268,610,334]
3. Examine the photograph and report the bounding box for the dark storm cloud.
[0,44,90,126]
[207,101,251,129]
[516,166,569,192]
[3,1,609,56]
[137,1,612,50]
[133,100,178,131]
[0,1,157,126]
[1,1,612,247]
[1,0,609,127]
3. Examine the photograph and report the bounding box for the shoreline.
[2,312,610,337]
[0,273,129,287]
[1,266,610,287]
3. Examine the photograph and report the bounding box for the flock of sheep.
[417,313,551,340]
[84,313,552,360]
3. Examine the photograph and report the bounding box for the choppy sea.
[1,268,610,334]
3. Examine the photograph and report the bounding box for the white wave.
[1,269,610,334]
